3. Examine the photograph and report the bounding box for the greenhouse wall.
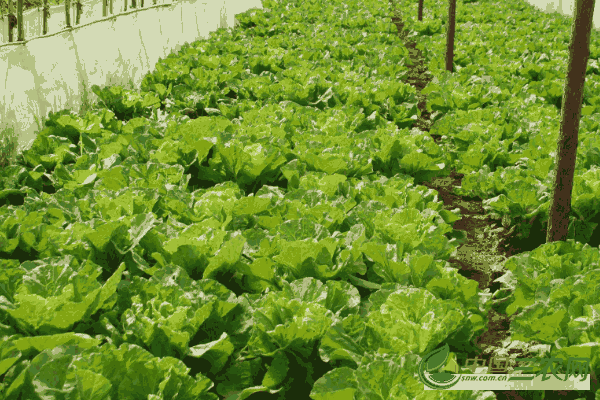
[0,0,263,155]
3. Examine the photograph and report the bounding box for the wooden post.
[8,0,15,42]
[75,0,82,24]
[445,0,456,72]
[17,0,23,42]
[43,0,49,35]
[418,0,424,21]
[65,0,71,27]
[546,0,596,242]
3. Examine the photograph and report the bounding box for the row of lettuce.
[0,0,598,399]
[409,0,600,245]
[396,0,600,395]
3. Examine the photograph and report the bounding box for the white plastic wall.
[0,0,263,155]
[526,0,600,30]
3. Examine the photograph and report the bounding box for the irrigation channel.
[385,2,597,399]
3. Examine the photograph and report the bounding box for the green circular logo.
[418,344,462,389]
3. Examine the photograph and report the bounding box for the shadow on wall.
[0,0,62,15]
[0,0,258,158]
[0,0,171,44]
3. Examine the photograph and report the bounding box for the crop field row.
[0,0,599,399]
